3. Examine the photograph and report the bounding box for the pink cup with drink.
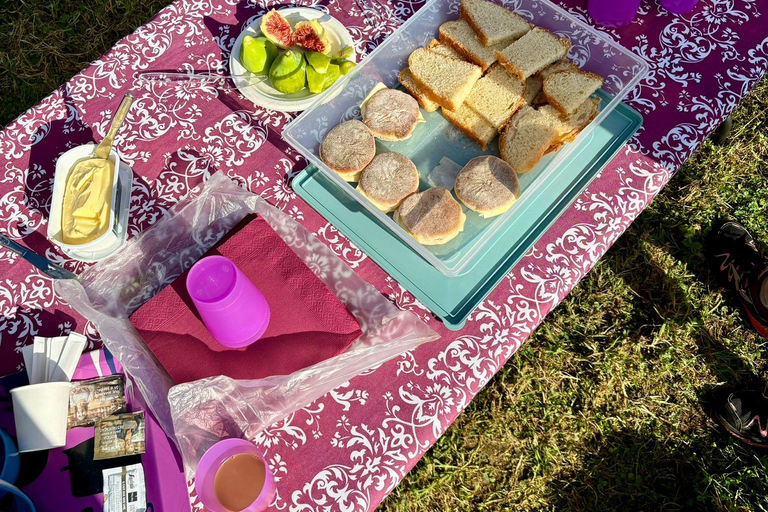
[195,438,276,512]
[186,255,270,349]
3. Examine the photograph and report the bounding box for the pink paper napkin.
[130,216,362,384]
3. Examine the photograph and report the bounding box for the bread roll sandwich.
[362,88,422,141]
[320,120,376,182]
[394,187,466,245]
[357,152,420,212]
[454,155,520,218]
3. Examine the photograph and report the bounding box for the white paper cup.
[10,382,70,452]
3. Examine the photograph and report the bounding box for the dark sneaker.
[715,390,768,448]
[707,220,768,338]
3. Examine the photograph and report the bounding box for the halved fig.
[294,20,332,55]
[260,10,294,49]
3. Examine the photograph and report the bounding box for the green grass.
[2,1,768,510]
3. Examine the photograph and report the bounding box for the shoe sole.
[715,411,768,449]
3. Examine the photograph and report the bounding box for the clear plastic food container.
[283,0,648,276]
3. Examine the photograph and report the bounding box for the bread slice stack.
[408,48,482,111]
[496,27,571,80]
[439,20,508,72]
[499,106,560,174]
[461,0,531,46]
[442,104,498,150]
[464,64,526,130]
[542,69,604,114]
[394,0,603,176]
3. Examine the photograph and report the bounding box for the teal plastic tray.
[293,100,642,330]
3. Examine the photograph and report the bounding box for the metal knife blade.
[0,232,80,281]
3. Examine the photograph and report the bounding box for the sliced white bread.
[523,75,543,105]
[496,27,571,80]
[454,155,520,218]
[536,58,580,80]
[527,60,580,105]
[442,103,498,150]
[408,48,482,111]
[539,97,600,144]
[464,64,526,130]
[399,42,466,113]
[399,68,440,112]
[394,187,466,245]
[460,0,531,46]
[499,106,560,173]
[428,39,464,60]
[542,69,604,114]
[439,20,508,72]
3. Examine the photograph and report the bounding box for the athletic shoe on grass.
[707,220,768,339]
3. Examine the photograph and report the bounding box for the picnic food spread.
[9,0,760,508]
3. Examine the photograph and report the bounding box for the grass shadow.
[546,426,768,511]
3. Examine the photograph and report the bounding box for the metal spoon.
[137,71,267,85]
[93,93,134,160]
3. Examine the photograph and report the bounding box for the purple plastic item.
[659,0,699,14]
[194,438,276,512]
[588,0,641,27]
[186,255,270,349]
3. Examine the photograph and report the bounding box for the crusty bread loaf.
[408,48,482,111]
[394,187,466,245]
[320,120,376,181]
[428,39,464,60]
[454,155,520,217]
[362,88,422,141]
[460,0,531,46]
[439,20,507,71]
[399,68,440,112]
[465,64,525,129]
[542,69,604,114]
[357,152,420,212]
[499,106,559,173]
[496,27,571,80]
[442,103,498,150]
[539,97,600,144]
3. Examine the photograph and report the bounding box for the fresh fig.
[339,60,356,75]
[332,46,354,60]
[241,35,278,75]
[294,20,332,55]
[322,63,341,90]
[269,50,306,94]
[306,51,331,73]
[260,9,294,49]
[306,65,326,94]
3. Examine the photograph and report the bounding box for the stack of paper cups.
[11,382,71,452]
[12,332,87,452]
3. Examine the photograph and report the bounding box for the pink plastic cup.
[194,438,276,512]
[186,255,270,349]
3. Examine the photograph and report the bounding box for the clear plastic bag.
[56,172,439,477]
